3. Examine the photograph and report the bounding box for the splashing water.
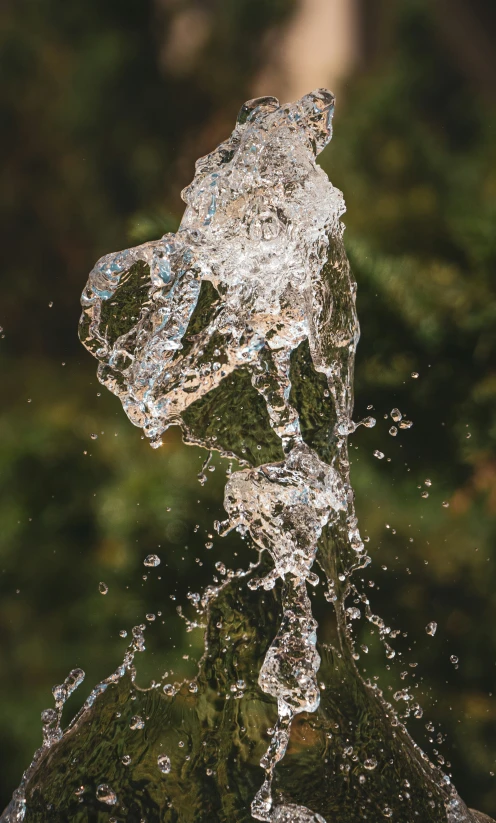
[2,91,491,823]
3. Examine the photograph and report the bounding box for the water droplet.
[157,754,171,774]
[119,629,128,638]
[144,554,161,567]
[373,450,385,460]
[361,416,376,428]
[421,491,429,498]
[424,478,432,487]
[411,372,419,379]
[96,784,117,805]
[99,582,108,595]
[385,644,396,660]
[41,708,57,725]
[129,715,145,730]
[426,622,437,636]
[121,755,131,766]
[399,419,413,429]
[390,408,402,422]
[364,757,377,770]
[450,655,458,665]
[442,501,450,508]
[389,426,397,436]
[90,433,98,440]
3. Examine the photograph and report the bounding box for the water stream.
[2,90,491,823]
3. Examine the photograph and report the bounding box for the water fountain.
[2,90,492,823]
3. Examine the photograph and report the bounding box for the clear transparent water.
[2,91,490,823]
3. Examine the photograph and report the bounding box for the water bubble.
[390,408,402,422]
[119,630,128,638]
[399,419,413,429]
[373,450,384,460]
[129,715,145,730]
[346,607,361,620]
[90,433,98,440]
[421,491,429,498]
[98,582,108,595]
[442,501,450,508]
[424,478,432,487]
[157,754,171,774]
[144,554,161,567]
[146,613,156,622]
[389,426,398,437]
[364,757,377,770]
[121,755,131,766]
[450,655,459,665]
[383,806,393,818]
[96,784,117,805]
[411,372,419,379]
[426,622,437,636]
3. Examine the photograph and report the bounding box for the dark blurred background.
[1,0,496,815]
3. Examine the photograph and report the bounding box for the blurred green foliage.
[0,0,495,817]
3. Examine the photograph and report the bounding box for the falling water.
[2,91,491,823]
